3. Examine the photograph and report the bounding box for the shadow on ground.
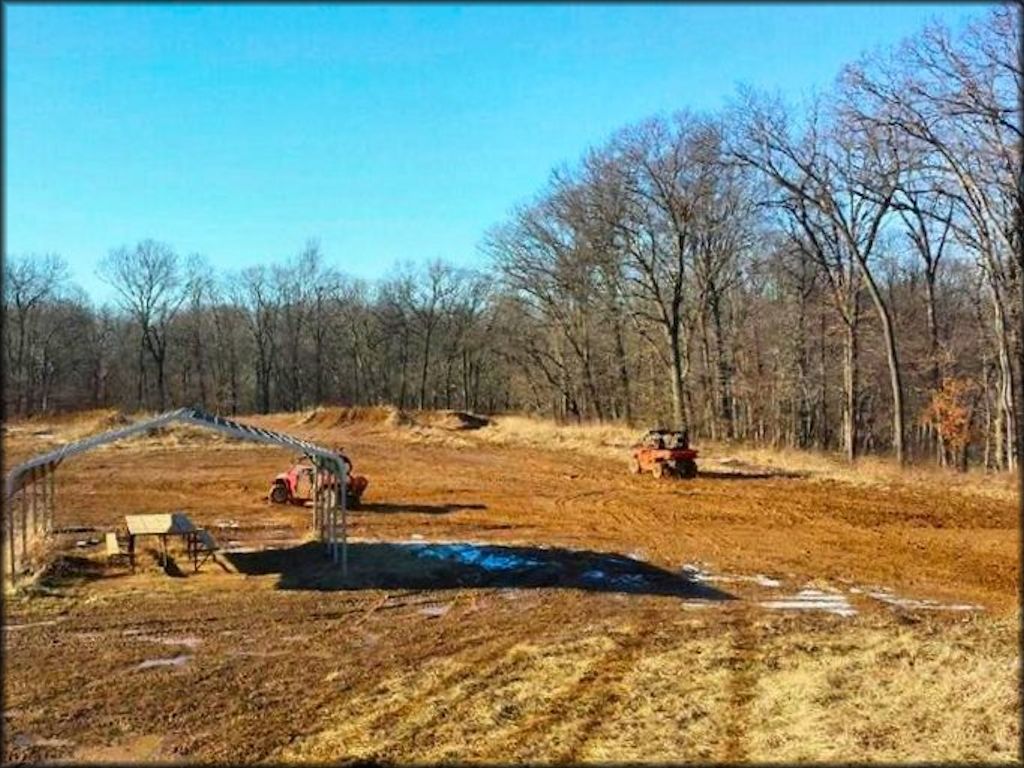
[223,541,733,600]
[36,555,110,588]
[356,502,487,515]
[699,469,807,480]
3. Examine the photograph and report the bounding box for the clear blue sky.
[5,3,989,302]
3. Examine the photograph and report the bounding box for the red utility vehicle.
[268,453,368,509]
[630,429,698,479]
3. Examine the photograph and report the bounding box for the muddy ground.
[2,408,1019,763]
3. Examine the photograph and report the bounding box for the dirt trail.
[2,409,1019,763]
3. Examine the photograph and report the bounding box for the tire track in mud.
[720,611,760,762]
[478,624,649,762]
[552,490,608,518]
[552,485,650,540]
[290,620,530,758]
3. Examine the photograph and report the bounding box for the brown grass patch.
[277,611,1018,763]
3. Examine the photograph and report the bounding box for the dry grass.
[2,406,1019,764]
[743,614,1019,762]
[472,414,1019,503]
[277,610,1019,763]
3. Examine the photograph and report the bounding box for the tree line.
[4,8,1020,471]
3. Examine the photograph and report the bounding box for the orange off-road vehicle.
[268,453,369,509]
[629,429,698,479]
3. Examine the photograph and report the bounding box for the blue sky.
[5,3,989,302]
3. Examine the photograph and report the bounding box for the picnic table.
[124,512,215,572]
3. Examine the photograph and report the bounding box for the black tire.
[270,483,289,504]
[679,459,698,479]
[629,457,642,474]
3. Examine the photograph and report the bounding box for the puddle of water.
[761,589,857,617]
[135,654,191,671]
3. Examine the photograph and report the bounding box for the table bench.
[124,512,217,572]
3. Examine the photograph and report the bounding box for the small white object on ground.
[135,655,191,670]
[4,619,61,631]
[760,589,857,617]
[136,636,201,649]
[420,604,451,617]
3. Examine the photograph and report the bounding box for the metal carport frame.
[3,407,349,583]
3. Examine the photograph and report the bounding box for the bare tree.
[842,7,1021,468]
[98,240,186,410]
[604,113,722,430]
[234,265,279,414]
[3,254,69,415]
[732,91,905,461]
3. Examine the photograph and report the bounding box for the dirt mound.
[295,406,396,428]
[48,409,137,442]
[134,423,231,447]
[432,411,491,431]
[292,406,487,433]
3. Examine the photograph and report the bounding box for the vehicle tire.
[629,457,642,474]
[679,459,698,479]
[270,483,289,504]
[652,462,665,479]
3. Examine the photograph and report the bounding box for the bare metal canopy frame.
[3,407,350,582]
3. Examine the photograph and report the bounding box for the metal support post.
[7,494,16,580]
[20,485,28,566]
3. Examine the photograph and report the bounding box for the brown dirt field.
[2,408,1020,763]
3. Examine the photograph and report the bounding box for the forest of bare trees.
[4,8,1020,471]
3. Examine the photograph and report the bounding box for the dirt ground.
[2,407,1020,763]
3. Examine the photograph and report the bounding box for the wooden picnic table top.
[125,512,197,537]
